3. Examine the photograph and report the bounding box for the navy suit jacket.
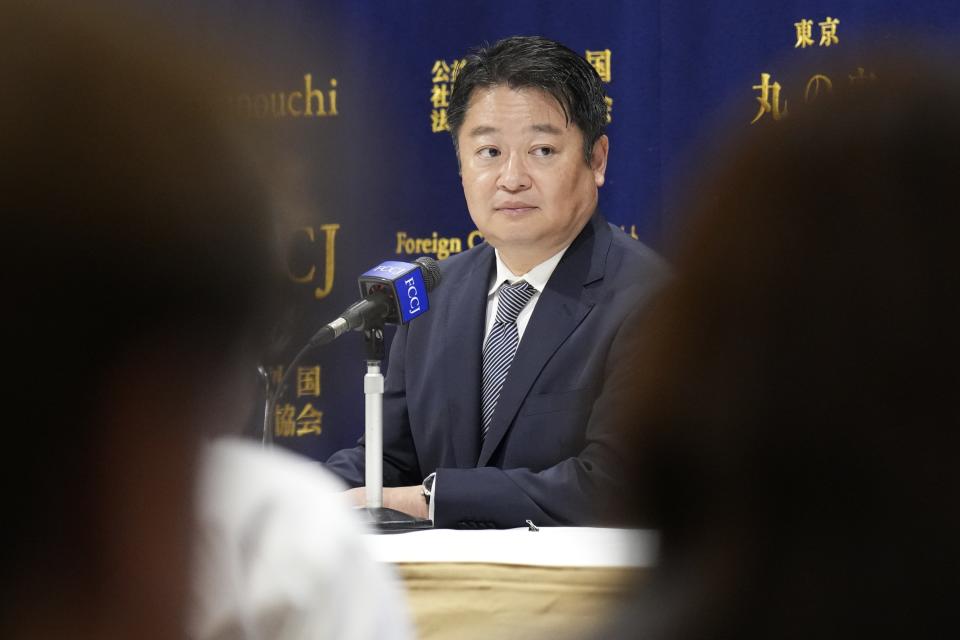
[325,213,668,528]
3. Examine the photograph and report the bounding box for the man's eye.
[531,146,555,157]
[477,147,500,159]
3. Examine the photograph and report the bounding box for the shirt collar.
[487,246,569,297]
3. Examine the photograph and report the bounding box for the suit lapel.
[441,245,494,467]
[477,215,612,466]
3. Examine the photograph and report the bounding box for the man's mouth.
[495,202,538,214]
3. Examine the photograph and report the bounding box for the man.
[326,36,667,528]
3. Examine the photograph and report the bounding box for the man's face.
[457,85,608,266]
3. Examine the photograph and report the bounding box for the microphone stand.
[355,320,432,532]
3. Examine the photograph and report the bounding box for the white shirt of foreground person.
[190,438,413,640]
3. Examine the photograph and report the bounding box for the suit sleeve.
[431,305,645,529]
[323,324,424,488]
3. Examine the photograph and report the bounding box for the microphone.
[309,257,441,346]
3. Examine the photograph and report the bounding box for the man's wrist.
[380,486,429,519]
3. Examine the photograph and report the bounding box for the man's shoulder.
[436,239,493,279]
[602,222,670,284]
[404,241,492,316]
[606,222,667,269]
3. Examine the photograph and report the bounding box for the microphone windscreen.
[414,256,442,291]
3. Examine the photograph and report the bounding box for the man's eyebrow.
[529,123,563,135]
[468,125,497,137]
[467,123,564,137]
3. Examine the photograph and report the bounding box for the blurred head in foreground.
[0,3,275,638]
[618,57,960,638]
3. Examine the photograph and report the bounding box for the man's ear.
[591,135,609,187]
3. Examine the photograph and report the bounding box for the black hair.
[447,35,608,164]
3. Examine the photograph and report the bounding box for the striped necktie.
[481,280,537,442]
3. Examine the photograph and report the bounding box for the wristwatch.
[421,472,436,506]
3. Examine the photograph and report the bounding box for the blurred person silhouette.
[608,56,960,638]
[0,3,410,640]
[0,3,274,638]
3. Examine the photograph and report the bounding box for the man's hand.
[343,485,428,519]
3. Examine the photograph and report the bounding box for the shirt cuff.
[427,472,437,521]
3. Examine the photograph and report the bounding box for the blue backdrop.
[141,0,960,460]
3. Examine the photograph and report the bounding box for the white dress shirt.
[483,246,569,343]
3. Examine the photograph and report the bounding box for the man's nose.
[496,152,531,191]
